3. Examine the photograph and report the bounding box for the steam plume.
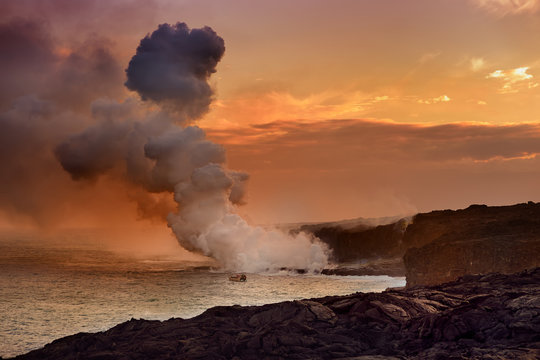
[56,22,329,272]
[125,22,224,119]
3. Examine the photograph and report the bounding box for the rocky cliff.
[307,202,540,286]
[403,203,540,286]
[298,217,409,276]
[12,268,540,360]
[304,218,408,262]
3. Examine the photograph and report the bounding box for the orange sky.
[2,0,540,225]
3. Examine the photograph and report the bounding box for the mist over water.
[0,236,405,358]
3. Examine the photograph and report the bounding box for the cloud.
[418,51,442,64]
[125,22,225,120]
[54,113,133,181]
[472,0,540,15]
[52,21,327,272]
[0,95,152,228]
[208,118,540,165]
[417,95,451,104]
[0,17,124,111]
[207,118,540,223]
[471,57,486,72]
[0,16,155,228]
[48,37,124,111]
[0,18,56,107]
[204,90,395,128]
[487,66,538,93]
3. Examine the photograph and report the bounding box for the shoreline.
[0,271,403,359]
[10,268,540,359]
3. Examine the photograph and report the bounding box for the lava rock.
[12,268,540,360]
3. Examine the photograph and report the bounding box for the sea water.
[0,234,405,358]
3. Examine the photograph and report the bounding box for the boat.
[229,273,247,282]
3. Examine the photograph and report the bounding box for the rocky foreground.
[13,268,540,360]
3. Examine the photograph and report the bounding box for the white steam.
[167,163,329,272]
[55,22,330,273]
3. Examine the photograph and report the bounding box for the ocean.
[0,232,405,358]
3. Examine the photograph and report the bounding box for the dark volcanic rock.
[308,203,540,283]
[402,203,540,250]
[304,219,409,263]
[300,218,410,277]
[404,203,540,286]
[13,268,540,360]
[322,258,406,277]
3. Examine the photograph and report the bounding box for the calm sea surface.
[0,233,405,358]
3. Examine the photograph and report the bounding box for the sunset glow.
[2,0,540,227]
[4,3,540,358]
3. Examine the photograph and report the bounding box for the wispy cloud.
[487,66,538,93]
[208,118,540,165]
[205,91,394,128]
[417,95,451,104]
[419,51,442,64]
[472,0,540,16]
[209,119,540,223]
[471,57,486,72]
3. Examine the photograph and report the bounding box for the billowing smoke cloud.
[0,15,327,271]
[125,22,225,120]
[0,16,135,227]
[55,22,329,272]
[55,117,131,181]
[143,126,227,192]
[167,164,327,272]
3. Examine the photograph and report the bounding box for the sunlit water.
[0,234,405,358]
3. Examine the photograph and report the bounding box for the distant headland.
[301,202,540,287]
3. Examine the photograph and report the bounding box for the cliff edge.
[307,202,540,286]
[403,203,540,286]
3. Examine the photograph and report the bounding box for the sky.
[1,0,540,230]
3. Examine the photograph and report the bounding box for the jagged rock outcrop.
[13,268,540,360]
[403,202,540,286]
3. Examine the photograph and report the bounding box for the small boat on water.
[229,273,247,282]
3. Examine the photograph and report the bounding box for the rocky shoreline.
[321,258,406,277]
[12,268,540,360]
[403,203,540,286]
[307,203,540,286]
